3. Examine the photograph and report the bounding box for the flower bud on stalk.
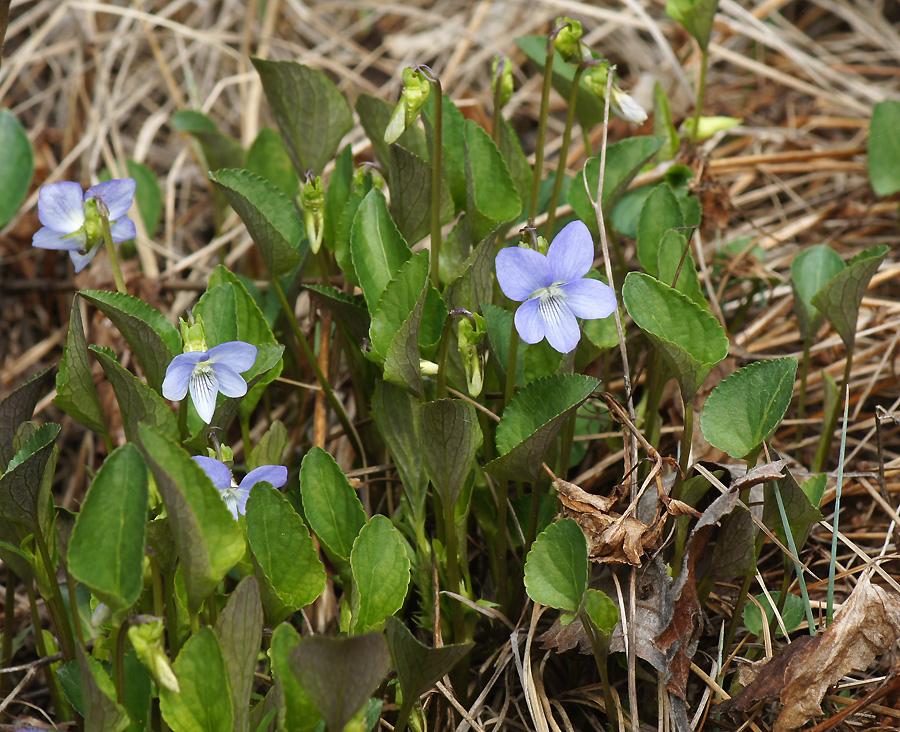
[491,56,514,109]
[300,174,326,253]
[553,17,584,63]
[128,617,180,692]
[384,66,432,144]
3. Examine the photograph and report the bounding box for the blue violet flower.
[31,178,137,272]
[192,456,287,520]
[162,341,258,423]
[495,220,616,353]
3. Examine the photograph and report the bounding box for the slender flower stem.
[270,277,366,463]
[689,49,709,145]
[99,214,128,295]
[545,64,585,240]
[529,35,558,221]
[579,609,620,731]
[430,78,444,288]
[504,323,519,408]
[33,521,76,662]
[678,397,693,482]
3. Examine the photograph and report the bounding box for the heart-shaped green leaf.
[244,127,300,197]
[637,184,684,278]
[657,229,706,307]
[0,423,60,526]
[665,0,719,52]
[305,285,370,345]
[68,445,148,612]
[420,399,482,510]
[0,110,34,228]
[271,624,320,732]
[289,632,390,732]
[811,244,889,349]
[524,518,588,612]
[388,144,454,245]
[568,137,664,235]
[485,374,599,482]
[0,367,54,468]
[300,447,367,569]
[584,589,619,637]
[350,515,410,633]
[251,58,353,176]
[790,245,845,342]
[210,168,303,278]
[868,100,900,196]
[246,483,326,625]
[700,357,798,459]
[463,119,522,224]
[138,424,245,613]
[623,272,728,401]
[80,290,180,391]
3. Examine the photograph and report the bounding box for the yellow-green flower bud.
[583,63,611,98]
[128,617,180,692]
[354,165,384,191]
[681,115,742,140]
[179,315,207,353]
[419,359,440,376]
[457,313,486,397]
[300,175,326,254]
[385,67,432,144]
[491,56,514,109]
[554,17,584,63]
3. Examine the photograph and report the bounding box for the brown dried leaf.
[718,574,900,731]
[555,478,665,565]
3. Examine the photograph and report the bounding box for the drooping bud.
[582,63,611,98]
[300,174,326,253]
[128,616,180,692]
[553,17,584,63]
[491,56,514,109]
[609,87,648,125]
[179,314,207,353]
[681,115,742,140]
[354,163,384,191]
[457,313,487,397]
[419,359,440,376]
[384,67,432,144]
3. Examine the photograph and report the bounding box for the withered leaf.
[718,573,900,732]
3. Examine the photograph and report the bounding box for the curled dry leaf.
[719,572,900,732]
[554,478,666,566]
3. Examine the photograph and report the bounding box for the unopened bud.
[491,56,514,109]
[385,67,432,144]
[300,175,326,253]
[179,315,207,353]
[128,617,180,692]
[610,88,648,124]
[554,17,584,63]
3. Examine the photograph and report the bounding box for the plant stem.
[111,620,128,704]
[545,64,585,240]
[580,609,620,731]
[689,49,709,145]
[678,397,693,482]
[270,276,366,463]
[491,67,504,147]
[25,579,71,723]
[1,569,15,692]
[33,521,76,662]
[812,338,854,472]
[827,385,850,626]
[795,338,812,445]
[529,36,557,221]
[430,79,443,288]
[99,215,128,295]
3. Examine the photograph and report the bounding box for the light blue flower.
[192,456,287,520]
[31,179,137,272]
[162,341,258,423]
[495,220,616,354]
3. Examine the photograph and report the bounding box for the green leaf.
[0,423,60,526]
[485,374,599,482]
[653,82,680,162]
[369,250,430,357]
[324,144,354,249]
[388,144,454,245]
[68,445,148,611]
[80,290,180,391]
[351,188,412,312]
[515,36,605,131]
[463,119,522,223]
[93,349,178,443]
[210,168,303,278]
[126,159,163,237]
[665,0,719,52]
[583,589,619,636]
[498,118,533,208]
[271,624,320,732]
[355,93,429,168]
[482,303,524,386]
[76,646,131,732]
[381,278,431,398]
[524,518,588,612]
[422,93,468,209]
[762,460,823,552]
[246,483,326,624]
[248,420,288,472]
[811,244,889,349]
[522,340,564,385]
[443,231,497,314]
[743,591,807,637]
[288,632,390,732]
[334,177,372,285]
[622,272,728,401]
[0,110,34,228]
[214,576,263,732]
[790,245,845,342]
[245,127,300,197]
[53,298,108,437]
[138,424,245,613]
[801,473,826,509]
[568,137,665,236]
[300,447,367,567]
[868,100,900,196]
[700,358,798,459]
[251,58,353,176]
[172,110,244,171]
[637,184,684,278]
[305,285,370,345]
[160,627,233,732]
[420,399,482,509]
[707,508,757,580]
[657,230,706,307]
[0,367,54,468]
[350,515,411,633]
[384,616,472,724]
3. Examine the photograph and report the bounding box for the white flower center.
[534,284,566,327]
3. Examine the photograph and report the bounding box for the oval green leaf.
[0,111,34,228]
[350,515,411,633]
[868,100,900,196]
[524,518,588,612]
[637,183,683,278]
[622,272,728,401]
[420,398,482,510]
[790,245,844,342]
[743,591,807,637]
[700,357,798,459]
[0,423,60,526]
